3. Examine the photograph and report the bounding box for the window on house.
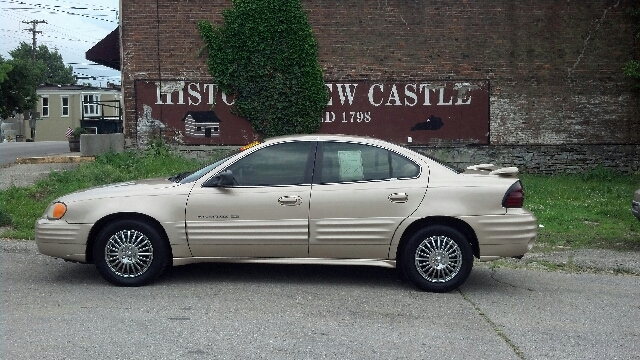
[83,94,100,116]
[61,96,69,117]
[42,96,49,117]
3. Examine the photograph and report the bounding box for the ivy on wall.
[623,6,640,89]
[197,0,329,138]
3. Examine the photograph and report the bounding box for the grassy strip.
[521,170,640,251]
[1,146,639,250]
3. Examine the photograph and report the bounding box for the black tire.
[401,225,473,292]
[93,219,168,286]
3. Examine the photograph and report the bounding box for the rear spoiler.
[465,164,519,177]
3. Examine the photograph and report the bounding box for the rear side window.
[317,142,419,183]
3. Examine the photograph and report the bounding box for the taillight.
[502,181,524,208]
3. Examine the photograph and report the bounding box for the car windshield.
[173,152,238,184]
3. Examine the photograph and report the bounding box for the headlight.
[46,202,67,220]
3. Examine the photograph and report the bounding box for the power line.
[0,28,93,43]
[0,0,117,22]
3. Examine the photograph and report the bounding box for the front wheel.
[401,225,473,292]
[93,220,168,286]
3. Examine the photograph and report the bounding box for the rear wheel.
[401,225,473,292]
[93,220,168,286]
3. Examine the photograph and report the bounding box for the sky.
[0,0,120,87]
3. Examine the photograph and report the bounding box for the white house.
[28,84,122,141]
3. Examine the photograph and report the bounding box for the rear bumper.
[459,209,537,261]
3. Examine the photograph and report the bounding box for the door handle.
[278,195,302,206]
[388,193,408,203]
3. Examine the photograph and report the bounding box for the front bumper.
[35,218,92,262]
[633,200,640,222]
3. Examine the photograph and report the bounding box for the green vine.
[623,6,640,89]
[198,0,328,138]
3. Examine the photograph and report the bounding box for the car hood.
[57,178,185,203]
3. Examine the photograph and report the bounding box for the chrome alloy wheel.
[414,235,463,283]
[104,230,154,278]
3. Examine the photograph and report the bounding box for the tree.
[9,42,75,85]
[0,56,11,84]
[198,0,328,138]
[0,57,38,119]
[1,43,75,118]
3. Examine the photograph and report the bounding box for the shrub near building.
[198,0,329,138]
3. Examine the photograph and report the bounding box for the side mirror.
[204,170,234,187]
[217,170,234,186]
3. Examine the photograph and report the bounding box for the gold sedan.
[36,135,537,292]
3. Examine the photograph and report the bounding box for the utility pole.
[22,20,47,140]
[22,20,47,61]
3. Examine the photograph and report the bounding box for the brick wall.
[417,144,640,174]
[120,0,640,166]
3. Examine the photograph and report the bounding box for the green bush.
[70,126,87,139]
[198,0,329,138]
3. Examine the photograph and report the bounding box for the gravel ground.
[0,163,80,190]
[485,248,640,276]
[2,161,639,276]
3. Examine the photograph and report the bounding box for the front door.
[185,141,315,258]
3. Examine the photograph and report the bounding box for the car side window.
[226,141,312,186]
[390,151,420,178]
[318,142,419,183]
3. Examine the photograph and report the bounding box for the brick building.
[91,0,640,172]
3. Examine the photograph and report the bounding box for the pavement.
[1,153,639,277]
[3,238,639,359]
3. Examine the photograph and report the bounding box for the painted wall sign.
[135,80,489,146]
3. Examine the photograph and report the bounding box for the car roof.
[263,134,390,145]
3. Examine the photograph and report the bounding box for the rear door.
[308,141,427,259]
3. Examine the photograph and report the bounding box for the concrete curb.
[15,155,95,164]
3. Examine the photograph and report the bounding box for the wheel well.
[85,213,173,264]
[396,216,480,261]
